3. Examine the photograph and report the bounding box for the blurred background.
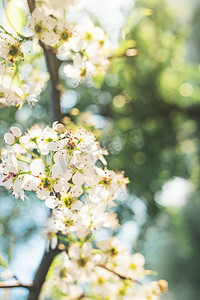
[0,0,200,299]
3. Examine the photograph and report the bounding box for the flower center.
[85,32,93,40]
[61,31,69,41]
[77,257,87,267]
[35,24,42,33]
[80,68,87,77]
[9,45,19,57]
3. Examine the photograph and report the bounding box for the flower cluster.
[0,123,168,299]
[0,0,110,107]
[41,237,168,300]
[0,0,110,109]
[28,7,110,81]
[0,31,48,107]
[0,123,127,238]
[0,78,41,107]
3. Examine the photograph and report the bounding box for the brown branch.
[98,264,141,284]
[0,281,32,290]
[27,0,63,123]
[42,46,63,122]
[21,0,63,277]
[27,247,62,300]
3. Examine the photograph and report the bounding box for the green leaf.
[6,1,26,35]
[8,236,15,264]
[0,253,8,269]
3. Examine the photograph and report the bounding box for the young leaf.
[0,253,8,269]
[6,1,26,34]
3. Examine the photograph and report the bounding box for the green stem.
[17,158,30,164]
[83,190,93,227]
[18,141,38,158]
[34,140,47,166]
[67,155,73,166]
[11,62,21,88]
[18,171,31,175]
[49,151,54,169]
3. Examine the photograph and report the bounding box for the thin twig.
[0,281,32,290]
[98,264,141,284]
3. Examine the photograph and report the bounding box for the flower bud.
[53,122,66,133]
[158,280,168,293]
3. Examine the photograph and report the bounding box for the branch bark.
[27,247,61,300]
[27,0,63,123]
[0,281,32,290]
[98,264,141,284]
[25,1,64,299]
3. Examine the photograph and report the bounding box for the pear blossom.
[4,127,22,145]
[40,237,167,300]
[0,1,168,297]
[0,123,129,237]
[0,33,23,62]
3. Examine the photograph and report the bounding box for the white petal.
[72,172,85,186]
[30,159,45,176]
[41,31,59,47]
[4,133,15,145]
[132,253,145,267]
[82,166,94,177]
[45,196,57,209]
[51,163,63,179]
[22,175,39,191]
[79,154,93,167]
[12,178,22,193]
[36,189,50,200]
[69,243,80,259]
[63,169,72,181]
[71,200,83,210]
[96,239,110,251]
[70,185,83,197]
[53,178,69,193]
[71,152,84,169]
[10,127,21,138]
[63,207,73,218]
[51,236,58,250]
[47,141,64,151]
[82,242,92,257]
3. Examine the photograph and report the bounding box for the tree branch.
[42,47,63,122]
[27,247,62,300]
[25,4,64,295]
[27,0,63,122]
[0,281,32,290]
[98,264,141,284]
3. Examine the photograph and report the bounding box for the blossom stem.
[98,264,142,284]
[83,189,93,228]
[34,140,47,166]
[18,141,38,158]
[49,151,54,169]
[16,158,30,164]
[67,154,73,166]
